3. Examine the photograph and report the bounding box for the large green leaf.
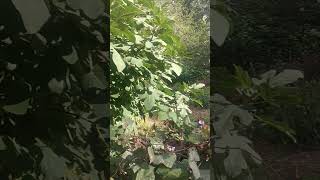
[213,104,253,136]
[3,98,30,115]
[81,65,107,90]
[156,167,188,180]
[252,69,303,88]
[161,153,177,168]
[224,149,248,177]
[136,165,155,180]
[188,148,201,179]
[269,69,304,88]
[188,147,200,162]
[144,94,156,111]
[211,10,230,46]
[189,161,200,179]
[158,111,168,120]
[37,140,67,180]
[148,147,176,168]
[12,0,50,33]
[67,0,105,19]
[111,46,126,72]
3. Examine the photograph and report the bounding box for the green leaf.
[136,165,155,180]
[162,153,177,168]
[148,147,163,165]
[148,147,176,168]
[213,102,254,136]
[215,134,262,170]
[158,111,168,120]
[211,10,230,46]
[63,46,78,64]
[12,0,50,33]
[8,137,28,154]
[188,147,200,162]
[135,35,144,44]
[269,69,304,88]
[0,136,6,150]
[81,72,104,90]
[148,147,156,163]
[121,150,133,159]
[190,83,205,89]
[234,65,253,88]
[170,63,182,76]
[144,94,155,111]
[128,57,143,67]
[159,105,170,112]
[189,161,200,179]
[186,133,203,144]
[67,0,105,19]
[224,149,248,177]
[168,111,177,121]
[111,46,126,72]
[156,167,188,180]
[256,115,296,143]
[132,165,141,173]
[145,41,153,49]
[253,69,303,88]
[3,98,30,115]
[37,140,67,180]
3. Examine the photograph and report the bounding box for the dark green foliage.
[213,0,320,72]
[110,0,209,179]
[0,0,108,179]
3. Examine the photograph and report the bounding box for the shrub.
[110,0,208,179]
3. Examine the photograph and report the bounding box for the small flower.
[197,119,205,128]
[167,145,175,152]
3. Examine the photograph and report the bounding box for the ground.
[254,138,320,180]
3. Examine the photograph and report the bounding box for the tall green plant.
[212,2,304,179]
[111,0,207,179]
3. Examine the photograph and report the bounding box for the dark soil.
[254,138,320,180]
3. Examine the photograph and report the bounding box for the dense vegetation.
[2,0,320,179]
[213,0,320,179]
[110,0,209,179]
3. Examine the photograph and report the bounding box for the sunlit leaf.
[136,165,155,180]
[144,94,155,111]
[170,63,182,76]
[111,46,126,72]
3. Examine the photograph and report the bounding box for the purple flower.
[197,119,205,128]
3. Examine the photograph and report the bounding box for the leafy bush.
[159,0,210,83]
[212,66,304,179]
[212,3,305,178]
[110,0,208,179]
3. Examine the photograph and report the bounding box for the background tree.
[157,0,210,84]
